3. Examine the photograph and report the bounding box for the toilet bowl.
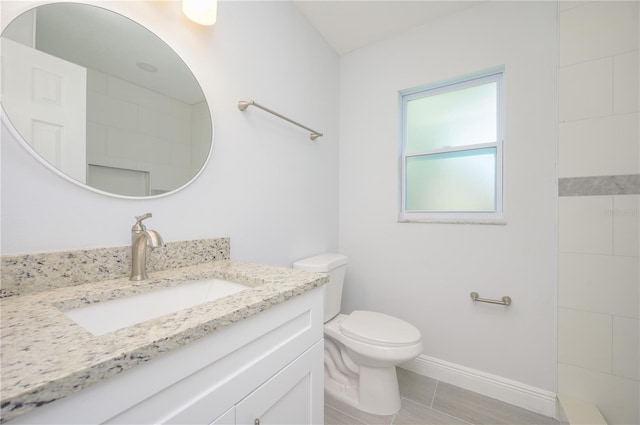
[293,253,423,416]
[323,311,422,415]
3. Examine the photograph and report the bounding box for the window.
[400,69,504,222]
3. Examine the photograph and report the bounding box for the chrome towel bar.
[470,292,512,306]
[237,100,323,141]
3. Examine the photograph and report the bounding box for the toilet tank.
[293,253,347,323]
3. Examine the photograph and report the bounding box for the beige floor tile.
[325,405,367,425]
[393,398,471,425]
[325,393,394,425]
[431,382,558,425]
[397,367,438,407]
[324,372,559,425]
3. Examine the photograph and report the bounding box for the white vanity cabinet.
[210,340,323,425]
[8,287,325,425]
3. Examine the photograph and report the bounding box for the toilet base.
[324,364,402,416]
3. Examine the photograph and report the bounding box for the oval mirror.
[1,2,213,198]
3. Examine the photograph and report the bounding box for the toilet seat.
[339,310,421,347]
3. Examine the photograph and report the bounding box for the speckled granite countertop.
[0,259,327,423]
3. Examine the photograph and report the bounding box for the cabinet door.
[235,341,324,425]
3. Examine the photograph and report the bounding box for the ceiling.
[292,1,482,55]
[3,1,483,106]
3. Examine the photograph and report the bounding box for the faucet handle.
[135,212,152,222]
[132,213,153,232]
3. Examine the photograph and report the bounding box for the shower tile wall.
[86,69,209,194]
[557,2,639,425]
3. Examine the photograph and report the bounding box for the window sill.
[398,217,507,225]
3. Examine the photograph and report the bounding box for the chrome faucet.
[130,213,165,281]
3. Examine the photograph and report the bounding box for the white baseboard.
[400,355,558,419]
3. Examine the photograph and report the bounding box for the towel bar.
[470,292,512,306]
[238,100,323,141]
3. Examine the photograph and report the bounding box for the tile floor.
[325,368,560,425]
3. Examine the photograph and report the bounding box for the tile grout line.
[611,196,615,257]
[398,392,476,425]
[430,379,439,408]
[429,381,476,425]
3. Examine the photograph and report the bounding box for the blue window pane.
[405,148,497,212]
[406,82,497,153]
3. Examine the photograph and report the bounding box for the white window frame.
[399,69,505,223]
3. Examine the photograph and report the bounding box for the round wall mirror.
[1,2,213,198]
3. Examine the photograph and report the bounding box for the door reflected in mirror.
[1,2,213,198]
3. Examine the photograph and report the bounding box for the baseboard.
[400,355,558,419]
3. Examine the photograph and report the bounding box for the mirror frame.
[0,1,214,200]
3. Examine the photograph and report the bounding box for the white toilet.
[293,253,422,416]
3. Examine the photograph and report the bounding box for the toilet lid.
[340,310,421,347]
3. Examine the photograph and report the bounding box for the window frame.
[399,69,505,223]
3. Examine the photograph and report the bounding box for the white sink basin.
[64,278,250,336]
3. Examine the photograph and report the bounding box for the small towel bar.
[238,100,323,141]
[470,292,512,306]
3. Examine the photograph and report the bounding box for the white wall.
[1,0,340,267]
[557,2,639,424]
[339,0,558,395]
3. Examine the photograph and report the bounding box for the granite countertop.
[0,259,327,423]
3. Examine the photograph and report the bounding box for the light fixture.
[182,0,217,26]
